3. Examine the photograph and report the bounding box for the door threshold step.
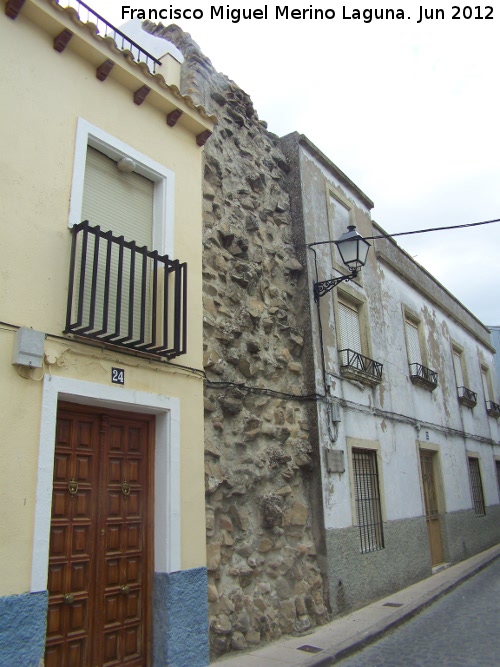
[432,562,451,574]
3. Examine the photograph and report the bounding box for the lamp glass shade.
[335,225,371,271]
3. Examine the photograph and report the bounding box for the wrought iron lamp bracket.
[313,270,358,302]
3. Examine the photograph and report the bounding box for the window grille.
[468,457,486,516]
[352,448,384,553]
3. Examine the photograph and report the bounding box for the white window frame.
[69,118,175,257]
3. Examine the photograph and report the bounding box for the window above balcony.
[409,363,438,391]
[65,221,187,359]
[339,349,383,386]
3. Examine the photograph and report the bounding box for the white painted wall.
[298,142,500,532]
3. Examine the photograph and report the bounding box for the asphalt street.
[336,557,500,667]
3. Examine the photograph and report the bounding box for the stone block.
[283,503,309,527]
[207,543,222,571]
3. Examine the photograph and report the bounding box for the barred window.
[352,448,384,553]
[468,457,486,516]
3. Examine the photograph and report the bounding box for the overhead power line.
[365,217,500,241]
[307,217,500,248]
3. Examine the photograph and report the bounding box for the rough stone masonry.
[146,22,331,658]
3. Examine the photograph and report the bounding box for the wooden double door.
[45,403,154,667]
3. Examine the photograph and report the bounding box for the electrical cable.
[204,379,323,402]
[306,216,500,248]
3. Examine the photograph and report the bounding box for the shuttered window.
[453,351,464,387]
[82,147,153,247]
[77,147,155,340]
[339,301,362,352]
[405,319,422,365]
[481,369,491,402]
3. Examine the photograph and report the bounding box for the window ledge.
[409,363,438,391]
[339,349,383,387]
[341,365,382,387]
[458,386,477,408]
[486,401,500,419]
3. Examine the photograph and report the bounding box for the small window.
[404,314,437,389]
[496,460,500,498]
[70,118,174,256]
[352,448,384,553]
[83,147,154,247]
[452,350,465,388]
[481,367,492,403]
[405,318,423,366]
[453,347,477,407]
[467,457,486,516]
[339,300,362,357]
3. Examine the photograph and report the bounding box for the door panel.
[420,451,444,566]
[45,405,153,667]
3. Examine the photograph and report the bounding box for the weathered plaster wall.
[145,24,330,658]
[325,517,430,616]
[280,132,500,619]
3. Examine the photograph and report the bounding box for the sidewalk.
[216,543,500,667]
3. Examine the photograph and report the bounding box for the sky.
[81,1,500,326]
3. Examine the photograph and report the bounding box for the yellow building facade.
[0,1,214,665]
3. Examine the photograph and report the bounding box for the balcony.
[339,349,383,386]
[457,386,477,408]
[409,363,438,391]
[65,221,187,359]
[63,0,162,73]
[486,400,500,419]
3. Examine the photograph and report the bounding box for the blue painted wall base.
[154,567,209,667]
[0,591,48,667]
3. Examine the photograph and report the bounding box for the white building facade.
[281,133,500,615]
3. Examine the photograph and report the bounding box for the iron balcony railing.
[486,400,500,418]
[340,349,383,385]
[457,386,477,408]
[65,220,187,359]
[409,363,438,390]
[63,0,162,73]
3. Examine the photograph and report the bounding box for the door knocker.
[68,478,78,496]
[121,481,131,497]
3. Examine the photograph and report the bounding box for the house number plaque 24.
[111,368,125,385]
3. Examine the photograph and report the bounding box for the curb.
[302,546,500,667]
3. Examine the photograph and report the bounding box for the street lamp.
[313,225,371,302]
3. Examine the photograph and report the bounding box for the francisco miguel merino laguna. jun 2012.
[121,5,415,23]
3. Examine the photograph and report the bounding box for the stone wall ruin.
[146,23,331,658]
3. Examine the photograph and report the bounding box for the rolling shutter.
[452,352,464,387]
[339,301,362,353]
[77,147,154,340]
[82,147,153,246]
[405,320,422,365]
